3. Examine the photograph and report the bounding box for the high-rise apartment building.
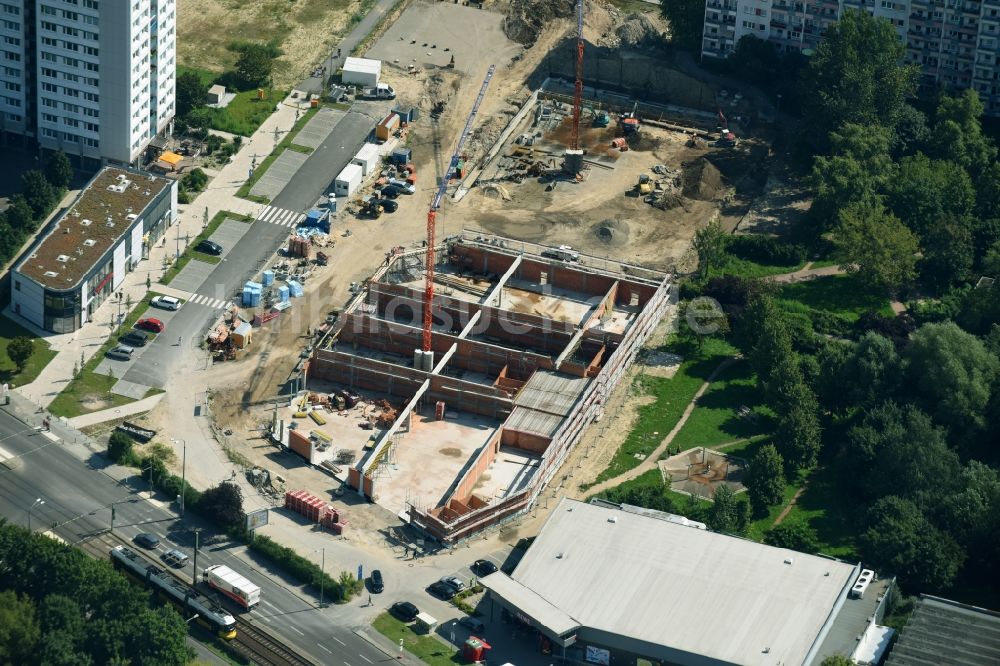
[0,0,175,168]
[702,0,1000,116]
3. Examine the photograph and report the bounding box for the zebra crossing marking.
[257,205,306,228]
[187,294,230,309]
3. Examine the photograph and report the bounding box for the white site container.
[342,57,381,87]
[334,163,364,197]
[351,143,380,176]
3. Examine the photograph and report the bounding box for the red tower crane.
[422,65,496,352]
[570,0,584,152]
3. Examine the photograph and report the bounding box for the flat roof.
[514,371,589,416]
[885,595,1000,666]
[343,57,381,74]
[487,498,857,666]
[17,167,171,289]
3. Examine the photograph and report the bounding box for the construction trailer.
[351,143,380,176]
[334,163,363,197]
[341,57,381,87]
[375,114,400,142]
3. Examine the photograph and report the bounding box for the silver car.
[161,548,189,568]
[106,345,135,361]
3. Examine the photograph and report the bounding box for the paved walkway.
[66,393,165,429]
[584,356,739,496]
[768,261,843,284]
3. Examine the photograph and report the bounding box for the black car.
[427,581,456,600]
[133,533,160,549]
[379,199,398,213]
[472,559,498,576]
[196,239,223,255]
[380,185,401,199]
[369,569,384,593]
[121,331,149,347]
[391,601,419,622]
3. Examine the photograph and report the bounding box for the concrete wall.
[310,349,425,398]
[10,274,44,329]
[450,430,502,504]
[500,428,551,454]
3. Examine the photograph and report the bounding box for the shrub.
[728,235,807,266]
[764,521,820,552]
[248,536,345,601]
[107,431,135,465]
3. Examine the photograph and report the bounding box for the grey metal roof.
[503,498,857,666]
[885,596,1000,666]
[479,572,579,636]
[503,406,563,437]
[514,370,589,416]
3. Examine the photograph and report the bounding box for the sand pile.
[682,158,724,201]
[504,0,577,46]
[600,13,659,48]
[593,218,630,247]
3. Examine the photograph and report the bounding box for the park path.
[768,262,908,315]
[584,356,739,496]
[771,485,807,527]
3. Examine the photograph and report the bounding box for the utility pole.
[172,438,187,516]
[192,528,202,586]
[315,548,326,607]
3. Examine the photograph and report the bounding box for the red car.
[136,317,165,333]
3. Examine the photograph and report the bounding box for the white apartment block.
[0,0,175,167]
[702,0,1000,116]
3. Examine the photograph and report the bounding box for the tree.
[125,605,194,666]
[775,393,822,473]
[919,220,975,290]
[197,481,245,528]
[764,521,820,553]
[598,478,674,514]
[0,590,40,665]
[832,203,918,293]
[838,332,904,408]
[905,321,1000,438]
[708,484,739,533]
[983,239,1000,278]
[21,170,57,219]
[661,0,704,51]
[940,461,1000,576]
[230,42,278,90]
[693,218,727,278]
[6,336,33,373]
[745,444,785,514]
[820,656,856,666]
[927,89,997,177]
[800,10,919,145]
[106,431,135,465]
[885,154,974,239]
[4,194,33,235]
[860,496,965,591]
[810,124,893,229]
[175,70,208,117]
[44,151,73,190]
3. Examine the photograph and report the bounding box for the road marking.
[258,205,306,228]
[188,294,230,310]
[289,626,305,636]
[331,636,346,646]
[318,645,333,654]
[344,662,352,666]
[359,654,373,663]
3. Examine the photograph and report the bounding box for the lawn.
[709,253,805,279]
[765,464,858,559]
[778,274,894,322]
[161,211,253,285]
[236,107,320,202]
[0,316,57,387]
[48,295,163,418]
[207,88,289,137]
[372,613,460,666]
[669,360,773,451]
[588,338,737,486]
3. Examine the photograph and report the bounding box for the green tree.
[181,168,208,193]
[885,154,974,239]
[745,444,785,514]
[598,478,674,514]
[919,220,975,290]
[905,321,1000,438]
[832,203,918,293]
[230,42,278,89]
[4,194,33,235]
[775,392,822,473]
[0,590,39,665]
[36,594,90,666]
[764,521,820,553]
[927,89,997,176]
[197,481,245,528]
[44,151,73,189]
[6,336,33,373]
[810,123,893,228]
[982,239,1000,277]
[800,10,919,144]
[126,605,194,666]
[175,70,208,117]
[106,431,135,465]
[839,332,904,408]
[693,218,727,278]
[661,0,705,51]
[708,483,739,533]
[860,495,965,591]
[21,170,57,219]
[820,656,855,666]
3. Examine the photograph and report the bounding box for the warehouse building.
[11,167,176,333]
[885,595,1000,666]
[480,498,887,666]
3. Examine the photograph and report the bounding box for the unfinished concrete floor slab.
[472,446,540,499]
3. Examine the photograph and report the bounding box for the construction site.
[269,233,670,542]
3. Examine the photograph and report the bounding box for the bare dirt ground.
[177,0,363,88]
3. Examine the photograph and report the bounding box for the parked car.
[379,199,398,213]
[150,295,181,311]
[390,601,419,622]
[161,548,190,568]
[136,317,165,333]
[472,559,498,577]
[439,575,466,594]
[427,582,456,600]
[379,185,401,199]
[369,569,384,593]
[196,239,223,256]
[387,179,415,194]
[121,331,149,347]
[459,616,485,633]
[133,533,160,549]
[106,345,135,361]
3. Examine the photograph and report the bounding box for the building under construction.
[306,232,672,543]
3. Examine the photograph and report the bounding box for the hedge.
[248,535,346,602]
[727,235,807,266]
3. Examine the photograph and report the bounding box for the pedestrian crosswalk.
[257,205,306,228]
[187,294,230,310]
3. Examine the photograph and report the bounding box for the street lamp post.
[314,548,326,607]
[27,497,44,531]
[192,527,202,586]
[172,438,187,516]
[141,463,157,498]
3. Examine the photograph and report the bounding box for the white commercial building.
[481,498,888,666]
[0,0,176,167]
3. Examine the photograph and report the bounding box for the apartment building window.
[83,0,98,7]
[2,96,20,107]
[41,21,56,31]
[1,19,18,29]
[63,57,79,67]
[41,67,56,78]
[83,106,97,117]
[5,113,21,122]
[83,137,97,147]
[61,132,77,142]
[63,117,78,127]
[84,121,97,131]
[64,41,79,51]
[41,82,57,92]
[2,36,19,46]
[83,91,97,101]
[61,26,78,37]
[84,61,97,71]
[40,5,56,15]
[82,14,96,24]
[2,5,21,15]
[41,37,56,46]
[63,73,78,82]
[63,102,78,112]
[3,81,20,91]
[62,10,77,19]
[41,112,57,122]
[40,52,56,62]
[41,128,56,138]
[1,66,18,76]
[2,52,21,62]
[84,76,97,86]
[63,87,79,97]
[84,45,98,56]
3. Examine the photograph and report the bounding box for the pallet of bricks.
[284,489,348,534]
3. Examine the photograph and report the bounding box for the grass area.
[778,274,894,322]
[808,258,840,269]
[372,613,460,666]
[670,360,773,451]
[765,464,858,558]
[709,252,806,280]
[236,107,320,202]
[161,211,253,285]
[208,88,289,136]
[48,295,164,418]
[0,316,57,387]
[587,338,737,487]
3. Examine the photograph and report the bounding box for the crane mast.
[571,0,584,152]
[423,65,496,352]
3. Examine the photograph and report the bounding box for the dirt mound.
[612,13,659,48]
[504,0,576,46]
[593,218,630,247]
[682,158,724,201]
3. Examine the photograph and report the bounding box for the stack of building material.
[278,285,290,302]
[242,281,262,306]
[287,280,304,298]
[262,270,274,286]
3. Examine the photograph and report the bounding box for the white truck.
[203,564,261,610]
[360,83,396,100]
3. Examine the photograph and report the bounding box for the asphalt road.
[0,407,389,665]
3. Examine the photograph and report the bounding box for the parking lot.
[250,149,309,200]
[294,107,346,149]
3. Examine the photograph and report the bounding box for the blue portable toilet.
[278,285,290,302]
[262,270,274,287]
